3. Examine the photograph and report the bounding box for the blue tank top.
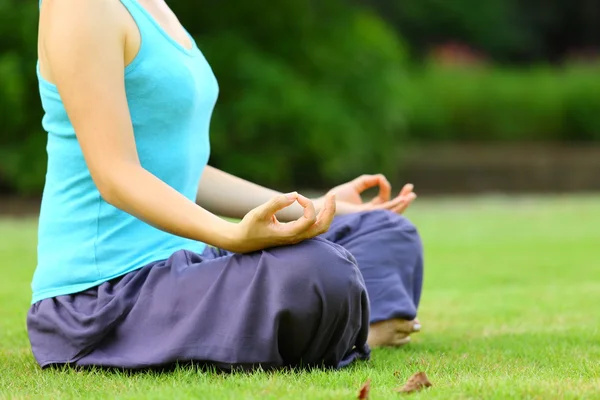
[31,0,218,303]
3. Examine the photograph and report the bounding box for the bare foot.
[367,319,421,348]
[413,318,421,332]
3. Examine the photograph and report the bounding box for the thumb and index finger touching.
[259,192,299,219]
[284,193,337,236]
[258,192,334,237]
[353,174,392,204]
[353,174,418,212]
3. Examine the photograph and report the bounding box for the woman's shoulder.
[39,0,130,42]
[38,0,132,75]
[38,0,140,90]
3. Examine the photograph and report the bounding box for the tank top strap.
[118,0,157,33]
[118,0,197,56]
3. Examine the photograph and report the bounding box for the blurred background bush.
[1,0,599,197]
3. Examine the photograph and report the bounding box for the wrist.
[332,200,359,216]
[208,217,243,252]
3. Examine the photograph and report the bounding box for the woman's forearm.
[100,162,238,249]
[197,166,306,222]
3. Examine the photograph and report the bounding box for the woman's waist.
[33,226,206,302]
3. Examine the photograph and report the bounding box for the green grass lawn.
[2,196,600,399]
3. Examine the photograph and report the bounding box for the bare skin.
[38,0,419,344]
[367,319,421,348]
[197,167,417,222]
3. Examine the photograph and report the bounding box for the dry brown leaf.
[357,378,371,399]
[394,371,432,394]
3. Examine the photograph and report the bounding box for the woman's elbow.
[95,178,119,206]
[91,169,126,207]
[89,159,141,208]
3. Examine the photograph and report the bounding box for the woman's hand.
[225,192,336,253]
[320,174,417,215]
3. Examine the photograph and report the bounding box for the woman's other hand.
[320,174,417,215]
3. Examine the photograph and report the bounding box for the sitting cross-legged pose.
[28,0,424,370]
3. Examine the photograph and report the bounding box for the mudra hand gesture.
[322,174,417,215]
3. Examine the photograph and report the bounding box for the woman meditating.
[28,0,423,370]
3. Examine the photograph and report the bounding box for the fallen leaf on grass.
[394,371,432,394]
[357,378,371,399]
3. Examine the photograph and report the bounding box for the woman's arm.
[197,166,309,222]
[41,0,335,254]
[40,0,240,249]
[197,167,363,221]
[197,167,417,220]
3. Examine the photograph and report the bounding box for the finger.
[372,174,392,204]
[283,194,318,234]
[399,183,414,197]
[314,193,329,221]
[391,193,417,214]
[391,200,410,214]
[311,193,336,235]
[355,174,391,204]
[296,194,317,224]
[375,194,407,211]
[295,194,335,240]
[352,174,383,194]
[259,192,298,219]
[373,191,414,212]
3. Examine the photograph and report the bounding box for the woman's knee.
[272,238,365,300]
[267,239,369,364]
[364,210,422,255]
[365,209,418,230]
[264,239,368,328]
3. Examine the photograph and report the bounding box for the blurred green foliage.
[363,0,600,63]
[0,1,44,194]
[402,64,600,142]
[182,2,409,189]
[0,0,408,193]
[363,0,530,62]
[0,0,599,194]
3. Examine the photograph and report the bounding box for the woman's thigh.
[28,238,370,370]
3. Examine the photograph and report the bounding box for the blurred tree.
[0,0,408,194]
[358,0,530,62]
[1,0,599,195]
[360,0,600,64]
[163,0,409,189]
[517,0,600,62]
[0,0,45,193]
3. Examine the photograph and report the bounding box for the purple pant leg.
[27,210,421,370]
[28,238,370,370]
[322,210,424,323]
